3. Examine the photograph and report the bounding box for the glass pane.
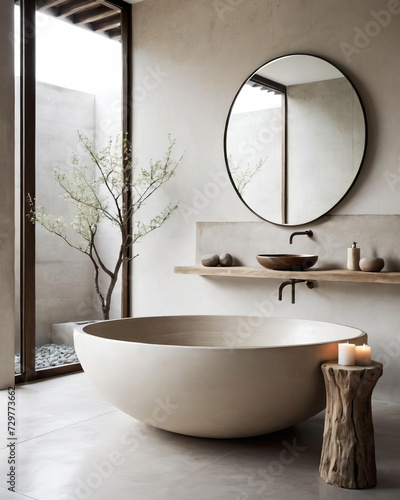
[34,5,122,370]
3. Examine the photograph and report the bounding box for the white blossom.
[28,133,182,319]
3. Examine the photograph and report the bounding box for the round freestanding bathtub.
[74,316,367,439]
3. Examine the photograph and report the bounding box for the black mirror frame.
[223,53,368,227]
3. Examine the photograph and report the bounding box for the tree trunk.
[319,361,383,489]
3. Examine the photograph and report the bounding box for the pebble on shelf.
[201,254,220,267]
[201,253,234,267]
[359,257,385,272]
[219,253,233,266]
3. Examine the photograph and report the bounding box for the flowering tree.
[228,155,266,195]
[29,132,182,320]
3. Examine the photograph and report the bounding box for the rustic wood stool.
[319,361,383,489]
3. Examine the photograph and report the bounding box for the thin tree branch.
[29,133,182,320]
[56,170,120,226]
[36,224,90,256]
[79,133,124,227]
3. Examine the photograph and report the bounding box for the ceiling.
[256,55,342,86]
[37,0,123,41]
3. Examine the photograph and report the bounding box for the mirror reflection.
[225,54,367,225]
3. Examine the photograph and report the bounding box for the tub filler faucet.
[278,279,314,304]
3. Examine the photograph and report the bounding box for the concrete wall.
[35,82,98,346]
[0,0,15,389]
[131,0,400,401]
[16,82,121,348]
[226,106,283,223]
[94,89,123,320]
[287,77,365,224]
[34,82,123,345]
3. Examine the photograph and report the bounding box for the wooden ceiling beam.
[37,0,122,42]
[37,0,69,11]
[106,26,121,40]
[96,0,122,9]
[73,5,117,24]
[57,0,99,18]
[91,13,120,32]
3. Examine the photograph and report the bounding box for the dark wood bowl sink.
[257,254,318,271]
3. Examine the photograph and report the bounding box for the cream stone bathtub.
[74,316,367,439]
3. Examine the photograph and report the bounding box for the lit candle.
[338,342,356,366]
[355,344,372,366]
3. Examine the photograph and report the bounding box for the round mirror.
[224,54,367,226]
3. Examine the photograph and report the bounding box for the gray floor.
[0,372,399,500]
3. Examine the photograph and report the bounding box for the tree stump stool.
[319,361,383,489]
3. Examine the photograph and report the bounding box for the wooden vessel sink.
[257,254,318,271]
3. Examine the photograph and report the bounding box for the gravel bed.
[15,343,79,373]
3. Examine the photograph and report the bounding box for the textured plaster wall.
[131,0,400,402]
[0,0,15,389]
[196,217,400,402]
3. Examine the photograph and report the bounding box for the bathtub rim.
[74,315,367,350]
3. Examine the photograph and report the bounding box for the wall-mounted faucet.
[278,279,314,304]
[289,230,313,244]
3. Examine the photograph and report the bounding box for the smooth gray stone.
[360,257,385,272]
[219,253,233,267]
[201,254,220,267]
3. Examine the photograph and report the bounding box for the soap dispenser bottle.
[347,242,360,271]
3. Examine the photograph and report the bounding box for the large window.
[15,0,132,382]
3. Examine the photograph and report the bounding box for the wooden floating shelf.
[174,266,400,285]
